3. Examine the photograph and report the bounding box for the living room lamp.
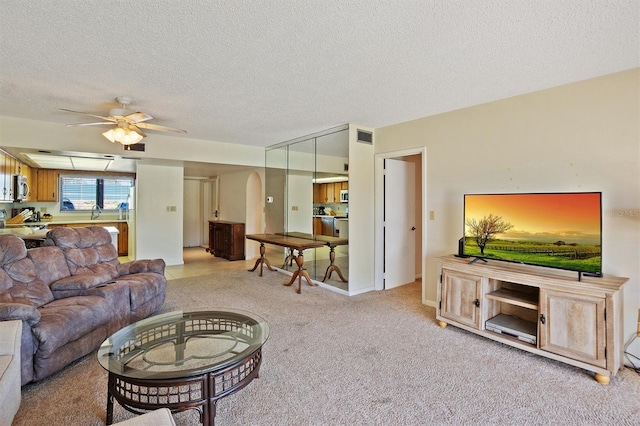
[102,122,144,145]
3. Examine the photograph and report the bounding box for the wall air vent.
[357,130,373,145]
[124,143,145,152]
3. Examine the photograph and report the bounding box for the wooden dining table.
[278,232,349,283]
[246,234,326,293]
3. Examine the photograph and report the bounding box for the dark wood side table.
[206,221,245,260]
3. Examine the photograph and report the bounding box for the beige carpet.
[13,270,640,425]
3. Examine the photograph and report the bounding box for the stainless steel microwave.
[12,175,28,202]
[340,189,348,203]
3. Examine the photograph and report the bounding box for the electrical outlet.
[41,207,47,213]
[429,210,435,220]
[292,206,298,211]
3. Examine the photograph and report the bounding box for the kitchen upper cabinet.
[313,184,322,204]
[313,182,348,204]
[35,169,59,202]
[332,183,342,203]
[0,154,9,201]
[325,183,335,203]
[314,182,342,204]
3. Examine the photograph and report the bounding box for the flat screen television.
[463,192,602,276]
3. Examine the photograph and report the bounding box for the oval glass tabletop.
[98,309,270,380]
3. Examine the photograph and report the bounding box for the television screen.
[463,192,602,275]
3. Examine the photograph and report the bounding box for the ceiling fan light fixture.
[102,127,144,145]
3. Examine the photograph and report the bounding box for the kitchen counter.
[313,215,348,219]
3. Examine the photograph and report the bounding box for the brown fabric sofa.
[0,226,166,385]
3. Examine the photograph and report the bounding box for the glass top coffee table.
[98,309,269,425]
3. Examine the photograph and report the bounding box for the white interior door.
[201,178,219,246]
[384,158,416,289]
[183,179,201,247]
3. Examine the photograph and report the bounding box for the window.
[59,175,133,211]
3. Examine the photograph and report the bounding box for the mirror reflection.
[265,126,349,291]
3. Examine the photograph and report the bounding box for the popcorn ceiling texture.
[0,1,638,147]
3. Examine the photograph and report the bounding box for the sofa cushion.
[0,235,27,265]
[46,226,113,249]
[1,260,53,308]
[116,273,166,311]
[26,246,72,286]
[32,295,112,357]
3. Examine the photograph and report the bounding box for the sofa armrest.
[0,303,40,326]
[50,273,113,292]
[117,259,166,276]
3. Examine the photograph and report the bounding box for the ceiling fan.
[62,96,186,145]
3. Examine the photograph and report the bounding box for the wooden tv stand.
[436,255,628,384]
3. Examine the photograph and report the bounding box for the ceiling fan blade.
[60,108,116,122]
[124,112,153,123]
[66,121,113,127]
[129,124,147,137]
[136,122,187,133]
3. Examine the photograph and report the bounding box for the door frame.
[200,177,220,247]
[374,147,427,294]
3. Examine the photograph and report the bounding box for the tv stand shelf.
[436,254,628,385]
[485,288,538,310]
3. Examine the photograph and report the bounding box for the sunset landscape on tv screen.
[463,192,602,274]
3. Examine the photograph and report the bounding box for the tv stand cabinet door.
[539,289,606,368]
[440,269,483,329]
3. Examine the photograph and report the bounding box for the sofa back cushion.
[27,246,72,286]
[0,235,55,307]
[46,226,119,277]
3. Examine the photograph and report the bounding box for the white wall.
[219,167,266,258]
[375,69,640,344]
[135,163,184,265]
[287,171,313,234]
[347,124,376,293]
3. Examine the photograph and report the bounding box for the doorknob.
[411,226,416,231]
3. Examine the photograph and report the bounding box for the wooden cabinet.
[0,151,32,201]
[539,289,606,368]
[313,184,322,204]
[35,169,59,201]
[313,182,348,204]
[206,221,245,261]
[313,217,322,235]
[436,255,627,384]
[440,269,483,329]
[0,152,11,201]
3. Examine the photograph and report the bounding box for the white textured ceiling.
[0,1,638,149]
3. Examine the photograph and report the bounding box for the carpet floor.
[13,269,640,425]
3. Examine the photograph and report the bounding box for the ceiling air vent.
[357,130,373,145]
[124,143,145,152]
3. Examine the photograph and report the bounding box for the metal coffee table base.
[106,349,262,425]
